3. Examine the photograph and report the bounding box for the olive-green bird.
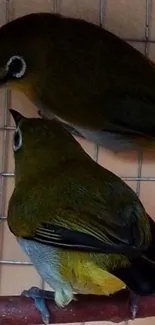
[1,14,155,152]
[7,108,155,324]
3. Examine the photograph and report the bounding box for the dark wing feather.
[20,159,151,257]
[34,222,139,254]
[102,92,155,138]
[30,181,150,257]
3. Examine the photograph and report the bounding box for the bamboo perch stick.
[0,290,155,325]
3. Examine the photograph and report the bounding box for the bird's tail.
[142,214,155,264]
[114,215,155,295]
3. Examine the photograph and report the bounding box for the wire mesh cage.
[0,0,155,324]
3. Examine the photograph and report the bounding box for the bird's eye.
[6,56,26,79]
[13,127,22,152]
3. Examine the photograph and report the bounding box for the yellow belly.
[59,250,126,296]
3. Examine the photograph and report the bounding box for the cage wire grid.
[0,0,154,323]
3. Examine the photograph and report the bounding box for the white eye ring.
[13,127,22,152]
[6,55,27,79]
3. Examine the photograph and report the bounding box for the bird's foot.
[38,109,55,120]
[38,109,49,119]
[38,109,83,139]
[129,291,140,320]
[21,286,55,325]
[63,124,83,138]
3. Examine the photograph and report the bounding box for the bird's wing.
[63,94,155,152]
[33,208,149,257]
[30,173,151,256]
[102,92,155,138]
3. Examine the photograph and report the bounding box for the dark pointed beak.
[9,109,24,125]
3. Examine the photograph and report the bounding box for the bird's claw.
[129,291,140,319]
[38,110,49,119]
[38,109,83,139]
[33,297,49,325]
[63,125,83,138]
[21,286,55,325]
[38,109,55,120]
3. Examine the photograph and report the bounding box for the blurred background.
[0,0,155,324]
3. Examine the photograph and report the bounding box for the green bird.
[7,108,155,324]
[1,13,155,151]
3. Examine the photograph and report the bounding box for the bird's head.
[9,108,83,182]
[0,13,54,100]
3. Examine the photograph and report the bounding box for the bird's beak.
[0,67,9,85]
[9,109,24,126]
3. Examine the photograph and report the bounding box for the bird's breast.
[17,237,65,292]
[17,237,125,296]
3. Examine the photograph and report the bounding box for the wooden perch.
[0,290,155,325]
